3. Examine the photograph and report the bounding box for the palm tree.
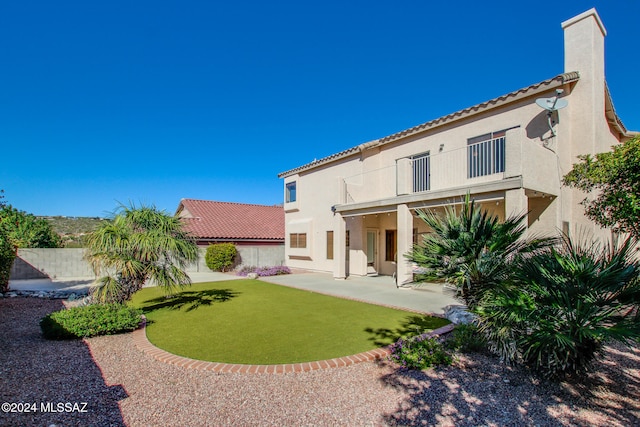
[478,234,640,378]
[406,194,554,309]
[85,204,199,303]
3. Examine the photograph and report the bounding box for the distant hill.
[42,216,111,248]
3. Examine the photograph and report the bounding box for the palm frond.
[84,203,199,303]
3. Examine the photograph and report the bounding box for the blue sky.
[1,1,638,217]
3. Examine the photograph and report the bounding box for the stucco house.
[175,198,285,268]
[278,9,637,285]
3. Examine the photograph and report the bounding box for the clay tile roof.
[278,72,581,178]
[176,199,284,242]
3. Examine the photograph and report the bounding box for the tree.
[0,192,15,291]
[563,136,640,238]
[0,205,62,248]
[405,194,554,309]
[85,204,199,303]
[0,226,16,292]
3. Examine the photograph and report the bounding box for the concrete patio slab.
[260,271,458,315]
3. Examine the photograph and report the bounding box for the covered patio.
[331,185,556,285]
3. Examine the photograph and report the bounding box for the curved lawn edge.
[132,316,455,374]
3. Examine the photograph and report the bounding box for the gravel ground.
[1,298,639,427]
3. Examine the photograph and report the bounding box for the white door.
[366,230,378,275]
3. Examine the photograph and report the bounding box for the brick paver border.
[132,317,455,374]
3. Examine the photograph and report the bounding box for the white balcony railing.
[467,136,506,179]
[341,136,512,205]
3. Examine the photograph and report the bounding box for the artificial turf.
[130,279,450,364]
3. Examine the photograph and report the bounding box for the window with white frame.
[467,130,506,178]
[285,181,297,203]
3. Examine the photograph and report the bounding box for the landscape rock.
[0,289,88,299]
[444,304,476,324]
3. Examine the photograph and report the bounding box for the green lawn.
[130,279,449,364]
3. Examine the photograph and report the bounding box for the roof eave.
[604,82,636,140]
[377,72,579,145]
[277,142,374,178]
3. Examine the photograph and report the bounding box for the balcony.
[407,136,507,195]
[339,129,558,208]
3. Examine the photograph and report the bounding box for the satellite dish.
[535,97,568,111]
[535,92,568,137]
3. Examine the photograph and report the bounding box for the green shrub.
[40,304,143,340]
[0,227,16,292]
[477,235,640,379]
[388,334,452,370]
[446,323,487,353]
[205,243,237,272]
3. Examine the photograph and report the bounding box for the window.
[290,233,306,248]
[385,230,397,262]
[467,130,506,178]
[285,181,297,203]
[326,231,334,259]
[411,152,430,192]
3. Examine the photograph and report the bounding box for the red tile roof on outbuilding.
[176,199,284,242]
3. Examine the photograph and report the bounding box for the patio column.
[505,188,528,227]
[396,204,413,285]
[333,212,347,280]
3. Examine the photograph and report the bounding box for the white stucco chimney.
[561,9,613,240]
[562,8,608,155]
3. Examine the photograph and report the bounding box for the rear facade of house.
[278,9,637,285]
